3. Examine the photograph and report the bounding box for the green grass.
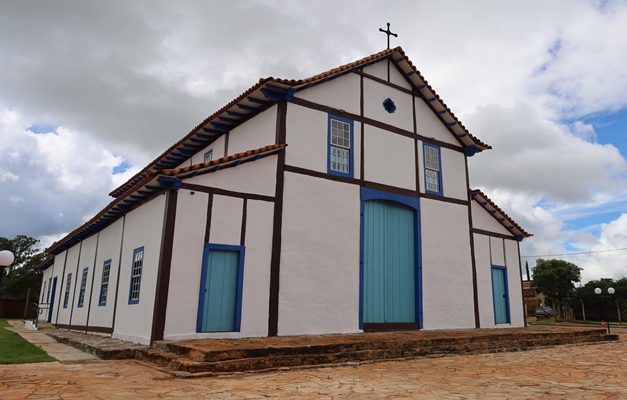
[0,319,56,364]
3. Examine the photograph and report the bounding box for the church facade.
[37,47,531,345]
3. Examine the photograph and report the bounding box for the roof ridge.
[109,46,490,198]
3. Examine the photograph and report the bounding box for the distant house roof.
[470,188,532,240]
[110,46,491,198]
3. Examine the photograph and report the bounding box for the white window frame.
[328,115,354,178]
[77,268,88,307]
[99,260,112,306]
[128,247,144,304]
[423,143,442,195]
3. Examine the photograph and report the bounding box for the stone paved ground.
[1,332,627,399]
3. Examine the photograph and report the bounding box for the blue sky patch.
[580,107,627,157]
[113,160,131,175]
[27,123,58,134]
[564,211,622,235]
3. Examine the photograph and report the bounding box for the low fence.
[0,299,38,318]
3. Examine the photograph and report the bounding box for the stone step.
[151,329,614,364]
[138,330,619,376]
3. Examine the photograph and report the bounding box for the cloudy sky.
[2,0,627,283]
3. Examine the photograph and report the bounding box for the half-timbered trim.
[85,232,100,326]
[111,216,126,333]
[204,193,214,243]
[472,228,518,241]
[240,199,247,246]
[465,157,480,328]
[151,189,178,343]
[289,97,464,153]
[180,183,276,203]
[268,101,287,337]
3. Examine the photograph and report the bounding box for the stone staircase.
[134,328,618,378]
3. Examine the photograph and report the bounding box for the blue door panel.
[48,277,57,323]
[202,250,239,332]
[492,267,509,324]
[364,200,415,324]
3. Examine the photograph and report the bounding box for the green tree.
[0,235,45,301]
[575,278,627,322]
[531,258,582,320]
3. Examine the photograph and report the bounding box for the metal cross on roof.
[379,22,398,49]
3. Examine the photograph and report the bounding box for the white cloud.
[467,102,627,203]
[0,0,627,285]
[0,107,137,240]
[0,167,19,182]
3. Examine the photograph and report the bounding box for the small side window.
[99,260,112,306]
[327,114,354,178]
[63,273,72,308]
[423,143,442,195]
[128,247,144,305]
[77,268,88,307]
[204,149,213,163]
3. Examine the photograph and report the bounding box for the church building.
[37,47,531,345]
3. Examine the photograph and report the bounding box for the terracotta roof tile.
[470,188,532,238]
[47,144,286,254]
[110,47,490,198]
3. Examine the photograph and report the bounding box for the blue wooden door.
[363,200,415,323]
[492,267,509,324]
[48,277,57,323]
[199,249,241,332]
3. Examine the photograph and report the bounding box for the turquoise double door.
[362,198,420,326]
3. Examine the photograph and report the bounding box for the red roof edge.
[470,188,532,238]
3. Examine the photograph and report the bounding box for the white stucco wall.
[363,125,415,190]
[209,195,244,245]
[38,265,54,321]
[295,73,361,115]
[112,194,167,345]
[415,98,462,147]
[164,189,208,340]
[56,245,82,325]
[389,63,413,90]
[237,199,274,337]
[504,239,525,327]
[48,251,67,324]
[362,60,388,81]
[474,233,525,328]
[185,155,277,197]
[284,105,327,173]
[165,193,275,340]
[420,198,475,330]
[228,105,278,155]
[363,77,414,133]
[279,172,361,335]
[284,104,362,179]
[490,236,506,266]
[87,218,125,328]
[471,201,514,236]
[441,148,468,200]
[68,234,98,326]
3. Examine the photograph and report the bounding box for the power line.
[521,247,627,258]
